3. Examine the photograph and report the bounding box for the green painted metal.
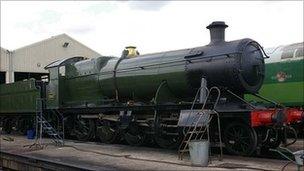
[46,67,61,109]
[56,50,191,108]
[0,79,40,114]
[246,81,303,106]
[263,59,303,84]
[114,52,188,101]
[47,57,113,108]
[44,47,193,108]
[45,57,90,109]
[246,56,303,107]
[45,37,265,109]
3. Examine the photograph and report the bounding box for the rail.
[0,151,89,171]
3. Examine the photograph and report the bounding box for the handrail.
[226,89,256,109]
[178,85,223,161]
[251,93,285,108]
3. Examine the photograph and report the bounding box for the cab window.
[295,48,303,58]
[59,66,66,76]
[281,50,294,59]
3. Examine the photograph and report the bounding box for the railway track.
[0,151,94,171]
[0,150,271,171]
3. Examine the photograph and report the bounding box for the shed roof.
[13,33,101,56]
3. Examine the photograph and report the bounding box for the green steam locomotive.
[1,22,300,156]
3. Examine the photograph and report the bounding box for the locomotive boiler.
[45,21,265,108]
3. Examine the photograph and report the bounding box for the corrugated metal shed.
[0,47,10,71]
[11,33,101,73]
[1,33,101,83]
[0,47,13,83]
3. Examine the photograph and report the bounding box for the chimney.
[206,21,228,45]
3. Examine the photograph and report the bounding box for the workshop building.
[0,34,101,84]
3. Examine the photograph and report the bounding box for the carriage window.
[281,50,294,59]
[59,66,66,76]
[295,48,303,58]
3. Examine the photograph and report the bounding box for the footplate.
[177,109,213,127]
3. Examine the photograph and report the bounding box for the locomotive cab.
[45,56,86,109]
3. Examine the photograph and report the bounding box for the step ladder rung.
[179,112,214,159]
[186,131,206,134]
[48,133,58,136]
[35,107,64,146]
[178,86,223,161]
[46,132,56,135]
[164,132,179,136]
[163,125,179,128]
[44,127,53,130]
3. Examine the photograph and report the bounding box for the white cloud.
[1,1,303,56]
[127,1,170,11]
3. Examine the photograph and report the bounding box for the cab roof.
[44,56,86,69]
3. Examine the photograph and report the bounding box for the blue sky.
[1,1,303,56]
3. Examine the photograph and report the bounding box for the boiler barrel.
[107,38,264,101]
